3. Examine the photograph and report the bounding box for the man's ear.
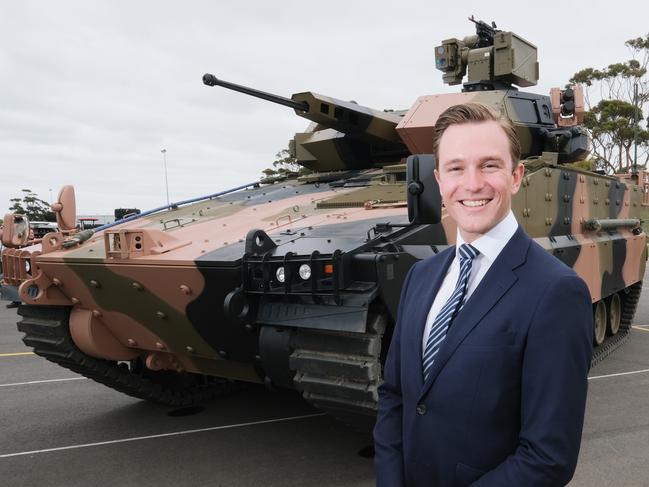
[511,163,525,194]
[434,169,440,185]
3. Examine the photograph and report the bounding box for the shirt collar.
[455,211,518,264]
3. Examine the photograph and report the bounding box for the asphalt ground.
[1,273,648,486]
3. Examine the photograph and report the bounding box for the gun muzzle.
[203,73,219,86]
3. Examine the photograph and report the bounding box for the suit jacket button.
[416,404,427,415]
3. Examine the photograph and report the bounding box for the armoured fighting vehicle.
[1,19,645,429]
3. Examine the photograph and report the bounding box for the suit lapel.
[408,248,455,390]
[418,227,531,399]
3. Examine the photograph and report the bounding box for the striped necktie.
[422,243,480,380]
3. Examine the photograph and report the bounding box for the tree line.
[570,33,648,174]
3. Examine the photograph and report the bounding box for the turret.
[204,18,589,173]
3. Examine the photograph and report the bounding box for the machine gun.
[468,15,499,47]
[203,74,409,171]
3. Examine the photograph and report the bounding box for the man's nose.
[462,167,484,191]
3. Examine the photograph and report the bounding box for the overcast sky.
[1,1,648,217]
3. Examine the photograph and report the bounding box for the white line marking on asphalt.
[589,368,649,380]
[632,325,649,331]
[0,413,327,458]
[0,377,86,388]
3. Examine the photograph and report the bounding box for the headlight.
[276,266,286,283]
[298,264,311,280]
[25,260,31,274]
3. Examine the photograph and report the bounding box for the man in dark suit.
[374,103,593,486]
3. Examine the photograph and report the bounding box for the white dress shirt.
[421,211,519,354]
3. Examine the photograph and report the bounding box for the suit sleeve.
[373,263,417,487]
[473,274,593,487]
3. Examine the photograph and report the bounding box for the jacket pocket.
[455,462,486,486]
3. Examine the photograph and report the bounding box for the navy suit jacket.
[374,227,593,487]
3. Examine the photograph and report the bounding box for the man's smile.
[460,199,491,208]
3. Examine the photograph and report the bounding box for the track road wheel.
[606,293,622,336]
[593,300,607,346]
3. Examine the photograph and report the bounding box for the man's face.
[434,120,525,243]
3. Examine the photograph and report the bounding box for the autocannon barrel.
[202,73,309,112]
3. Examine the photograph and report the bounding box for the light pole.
[161,149,170,206]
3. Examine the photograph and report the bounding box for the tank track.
[290,313,387,432]
[590,281,643,368]
[17,305,237,407]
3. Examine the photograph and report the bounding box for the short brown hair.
[432,103,521,167]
